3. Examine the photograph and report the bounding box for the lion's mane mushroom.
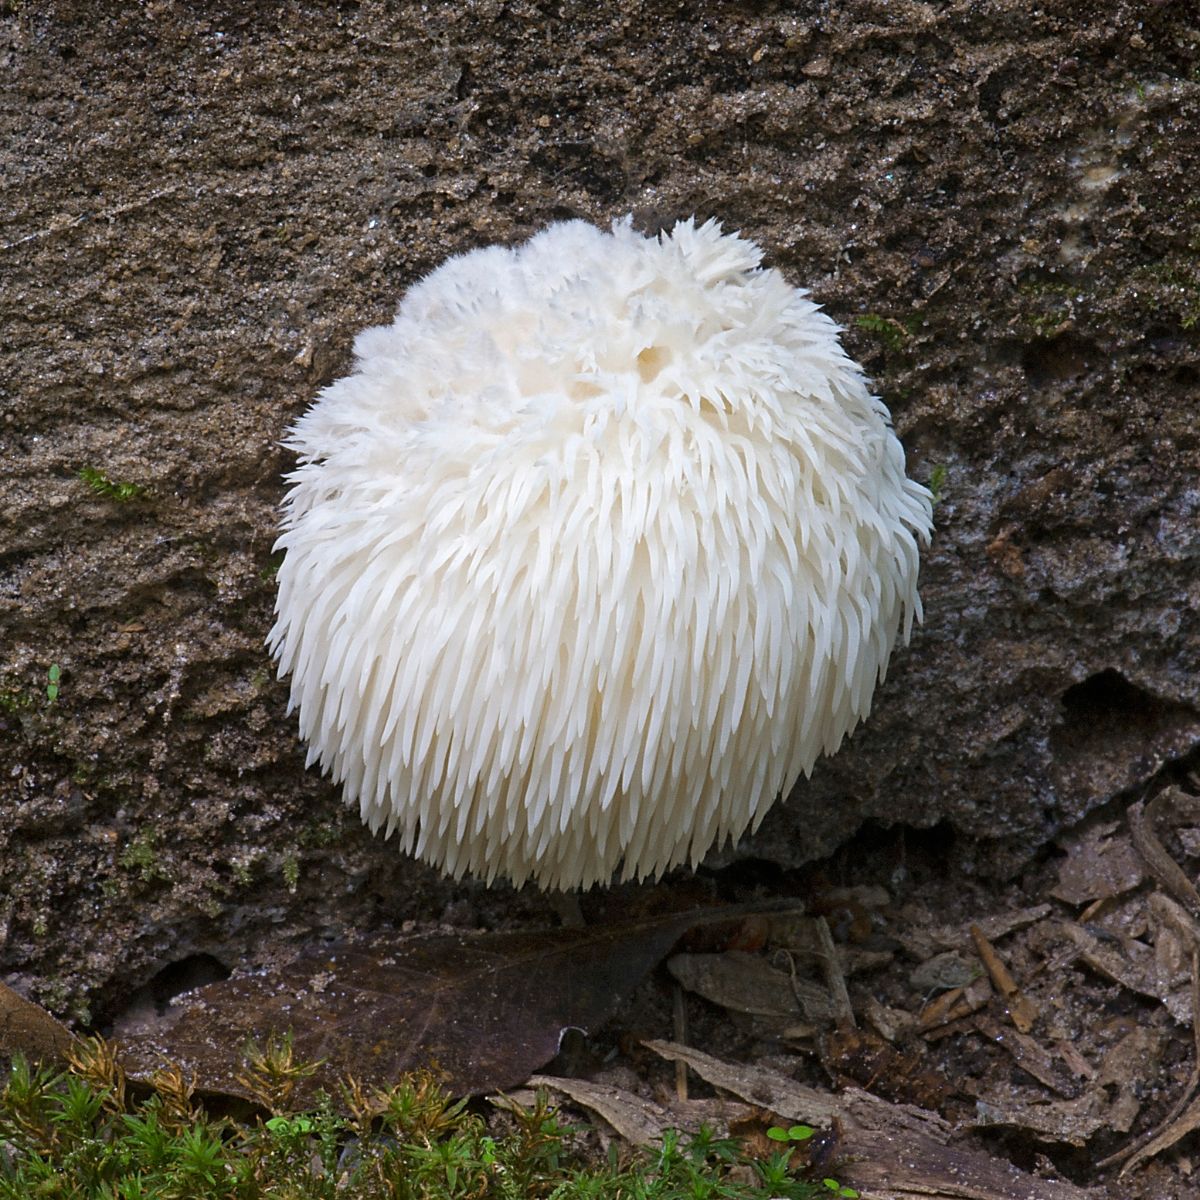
[269,217,933,890]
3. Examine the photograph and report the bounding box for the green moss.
[928,464,948,505]
[34,977,66,1012]
[1019,311,1072,338]
[0,1040,838,1199]
[78,466,145,503]
[1131,253,1200,329]
[0,686,31,715]
[299,819,342,849]
[281,853,301,892]
[854,312,911,352]
[119,830,169,883]
[260,551,286,582]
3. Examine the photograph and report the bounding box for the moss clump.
[78,466,145,503]
[854,312,913,352]
[119,830,168,884]
[0,1037,837,1199]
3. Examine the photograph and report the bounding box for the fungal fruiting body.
[269,217,933,890]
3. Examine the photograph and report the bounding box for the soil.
[2,2,1199,1196]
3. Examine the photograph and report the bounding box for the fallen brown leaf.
[667,950,833,1022]
[120,906,793,1103]
[0,980,76,1062]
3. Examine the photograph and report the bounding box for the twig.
[1130,789,1200,920]
[814,916,856,1029]
[672,983,688,1102]
[970,924,1037,1033]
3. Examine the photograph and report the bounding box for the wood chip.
[970,1088,1114,1147]
[971,923,1038,1033]
[973,1015,1083,1097]
[1101,949,1200,1174]
[919,976,993,1032]
[1052,821,1145,906]
[863,995,917,1043]
[814,915,855,1028]
[1130,788,1200,919]
[923,905,1053,955]
[1059,920,1192,1022]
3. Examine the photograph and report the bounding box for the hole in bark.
[1051,669,1200,816]
[130,954,230,1017]
[1060,669,1157,725]
[1021,333,1095,387]
[103,954,232,1039]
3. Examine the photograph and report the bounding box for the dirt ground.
[2,2,1199,1196]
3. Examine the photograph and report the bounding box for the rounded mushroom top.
[269,217,933,890]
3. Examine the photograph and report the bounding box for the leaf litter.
[7,783,1200,1196]
[114,902,799,1104]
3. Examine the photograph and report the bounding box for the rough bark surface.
[2,1,1197,1031]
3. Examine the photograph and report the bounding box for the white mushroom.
[269,217,933,890]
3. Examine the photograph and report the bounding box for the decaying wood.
[643,1040,1097,1199]
[1058,920,1190,1019]
[972,1015,1083,1098]
[920,977,993,1033]
[506,1077,748,1150]
[1099,928,1200,1173]
[815,915,856,1029]
[1129,789,1200,920]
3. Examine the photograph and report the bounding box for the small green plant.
[822,1181,859,1198]
[763,1125,858,1197]
[281,853,301,892]
[767,1123,815,1144]
[45,663,61,704]
[0,1044,838,1199]
[855,312,910,352]
[0,685,31,715]
[119,830,168,883]
[78,465,145,502]
[928,464,948,505]
[260,551,286,582]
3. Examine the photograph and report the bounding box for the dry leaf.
[0,981,76,1062]
[120,906,784,1102]
[667,950,832,1022]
